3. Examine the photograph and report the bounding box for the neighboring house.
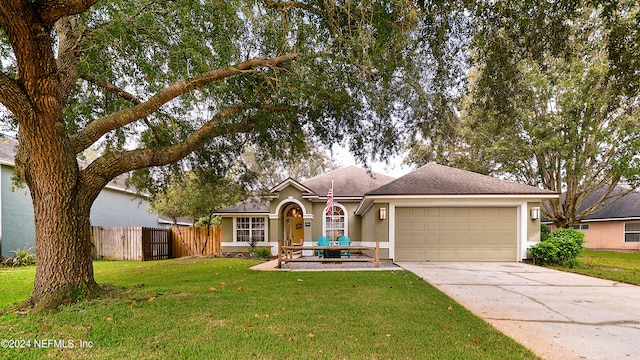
[0,135,160,258]
[216,164,558,262]
[157,215,195,228]
[547,187,640,250]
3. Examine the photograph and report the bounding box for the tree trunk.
[15,118,101,312]
[17,132,100,312]
[25,195,98,312]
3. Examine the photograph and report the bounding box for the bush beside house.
[530,228,585,266]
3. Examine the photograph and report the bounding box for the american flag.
[324,182,334,215]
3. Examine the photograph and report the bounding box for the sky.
[330,144,415,179]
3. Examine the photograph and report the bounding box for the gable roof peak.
[300,166,395,197]
[269,177,317,194]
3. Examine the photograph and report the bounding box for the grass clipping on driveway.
[0,258,538,359]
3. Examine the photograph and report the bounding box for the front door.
[284,204,304,245]
[290,218,304,244]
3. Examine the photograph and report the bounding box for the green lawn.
[555,250,640,285]
[0,258,538,359]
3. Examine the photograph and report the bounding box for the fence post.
[375,240,380,268]
[167,228,173,259]
[278,239,282,268]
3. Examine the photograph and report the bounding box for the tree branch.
[55,16,82,102]
[79,104,245,197]
[79,72,171,144]
[79,73,142,104]
[70,53,297,153]
[35,0,101,27]
[0,71,34,118]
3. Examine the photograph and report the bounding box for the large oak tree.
[0,1,460,310]
[408,1,640,228]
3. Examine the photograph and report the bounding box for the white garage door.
[395,207,517,261]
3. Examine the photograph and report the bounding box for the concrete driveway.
[398,262,640,360]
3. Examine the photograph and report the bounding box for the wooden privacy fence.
[91,226,221,260]
[170,226,222,258]
[92,226,143,260]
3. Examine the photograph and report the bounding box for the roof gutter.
[355,193,560,216]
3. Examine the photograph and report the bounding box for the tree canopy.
[408,1,640,228]
[0,0,464,310]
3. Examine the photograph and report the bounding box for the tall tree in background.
[409,2,640,228]
[148,171,245,255]
[242,142,338,190]
[0,1,462,310]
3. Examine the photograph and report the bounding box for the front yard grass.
[1,258,538,359]
[555,250,640,285]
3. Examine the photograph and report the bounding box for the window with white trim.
[625,222,640,243]
[236,217,266,243]
[324,205,346,242]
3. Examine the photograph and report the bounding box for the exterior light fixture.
[379,207,387,220]
[530,207,540,220]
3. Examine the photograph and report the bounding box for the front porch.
[277,241,381,268]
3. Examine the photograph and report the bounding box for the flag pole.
[323,180,334,241]
[331,180,334,243]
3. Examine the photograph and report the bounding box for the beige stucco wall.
[361,206,375,241]
[310,202,324,240]
[343,201,361,241]
[269,217,279,245]
[270,186,313,215]
[527,202,541,243]
[359,203,390,260]
[360,203,390,242]
[220,217,234,243]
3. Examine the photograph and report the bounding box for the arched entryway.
[282,203,304,246]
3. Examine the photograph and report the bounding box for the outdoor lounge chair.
[317,236,330,258]
[338,236,351,258]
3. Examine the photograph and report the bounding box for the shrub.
[254,247,272,259]
[540,223,551,242]
[530,228,584,266]
[5,247,36,267]
[195,216,221,227]
[248,236,260,250]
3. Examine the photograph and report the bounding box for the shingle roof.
[300,166,395,197]
[580,187,640,220]
[367,163,557,196]
[216,197,270,213]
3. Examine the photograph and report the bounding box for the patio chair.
[317,236,330,258]
[338,236,351,258]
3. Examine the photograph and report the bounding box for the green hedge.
[530,228,584,266]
